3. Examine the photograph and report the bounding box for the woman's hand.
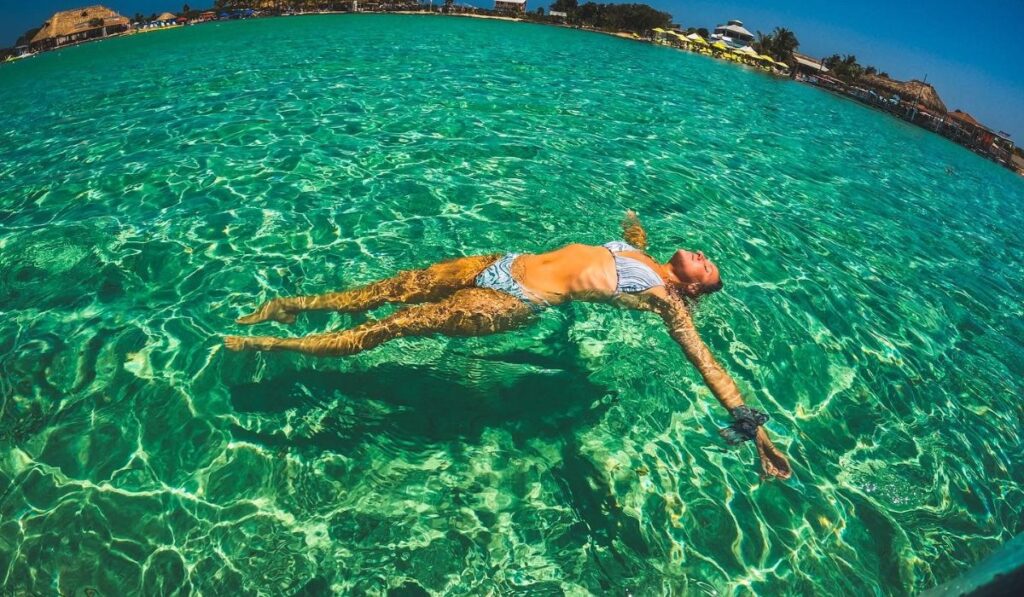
[621,210,648,251]
[755,428,792,480]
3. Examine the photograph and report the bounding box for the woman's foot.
[236,300,296,325]
[224,335,278,352]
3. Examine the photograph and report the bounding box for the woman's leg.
[236,254,501,324]
[225,288,532,357]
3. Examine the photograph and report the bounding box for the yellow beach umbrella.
[653,28,666,33]
[711,41,729,50]
[686,33,708,45]
[670,32,690,44]
[756,54,775,63]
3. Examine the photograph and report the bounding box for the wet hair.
[667,276,724,307]
[703,278,724,294]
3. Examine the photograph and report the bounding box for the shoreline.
[5,10,1018,174]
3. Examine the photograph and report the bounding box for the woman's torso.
[513,243,664,305]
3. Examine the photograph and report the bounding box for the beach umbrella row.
[649,30,787,73]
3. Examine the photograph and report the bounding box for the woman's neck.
[658,262,682,286]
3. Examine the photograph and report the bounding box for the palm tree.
[753,30,772,55]
[823,54,865,81]
[768,27,798,64]
[754,27,798,63]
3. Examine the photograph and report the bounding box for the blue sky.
[4,0,1022,139]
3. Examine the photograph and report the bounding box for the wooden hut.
[859,74,948,114]
[941,110,1014,163]
[947,109,984,130]
[30,5,129,51]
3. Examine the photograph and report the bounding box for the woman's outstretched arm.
[622,210,648,251]
[619,292,792,480]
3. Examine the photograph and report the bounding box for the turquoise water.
[2,14,1023,595]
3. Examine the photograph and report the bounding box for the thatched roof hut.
[155,12,178,22]
[948,109,984,129]
[30,5,128,50]
[860,74,947,114]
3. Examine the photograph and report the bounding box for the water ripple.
[1,13,1023,596]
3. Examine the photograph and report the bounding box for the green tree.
[754,31,771,53]
[570,3,671,32]
[550,0,578,13]
[823,54,865,81]
[754,27,799,63]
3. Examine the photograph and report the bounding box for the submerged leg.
[236,254,501,325]
[225,288,532,357]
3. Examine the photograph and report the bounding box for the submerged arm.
[622,210,648,251]
[623,292,792,479]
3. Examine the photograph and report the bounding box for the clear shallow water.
[1,13,1023,595]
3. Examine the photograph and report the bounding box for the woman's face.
[670,249,721,293]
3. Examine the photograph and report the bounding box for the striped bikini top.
[603,241,665,294]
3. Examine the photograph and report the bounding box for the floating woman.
[225,211,792,479]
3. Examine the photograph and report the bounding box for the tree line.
[821,54,888,80]
[4,0,896,84]
[550,0,672,32]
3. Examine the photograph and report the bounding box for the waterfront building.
[794,67,1016,169]
[494,0,527,15]
[29,5,129,52]
[710,19,754,48]
[941,110,1015,164]
[792,53,830,76]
